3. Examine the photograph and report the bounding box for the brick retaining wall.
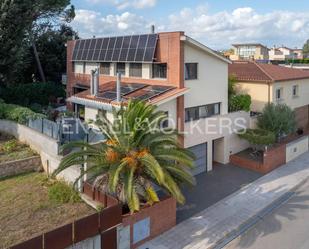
[0,156,42,178]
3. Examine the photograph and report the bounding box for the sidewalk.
[139,152,309,249]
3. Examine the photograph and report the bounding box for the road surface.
[224,179,309,249]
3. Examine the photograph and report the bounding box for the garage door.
[188,143,207,175]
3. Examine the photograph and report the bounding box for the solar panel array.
[132,85,175,101]
[96,83,147,100]
[72,34,158,63]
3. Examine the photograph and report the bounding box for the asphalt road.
[224,179,309,249]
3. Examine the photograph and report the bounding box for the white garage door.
[188,143,207,175]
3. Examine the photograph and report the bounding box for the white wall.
[0,120,81,184]
[184,111,253,164]
[184,43,228,115]
[156,99,177,129]
[272,79,309,109]
[85,107,99,122]
[74,62,84,74]
[85,63,99,74]
[286,136,309,162]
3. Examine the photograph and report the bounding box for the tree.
[0,0,75,85]
[303,39,309,54]
[257,103,296,140]
[229,94,251,112]
[53,100,196,213]
[228,75,252,112]
[32,25,79,83]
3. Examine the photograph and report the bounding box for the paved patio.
[177,163,263,223]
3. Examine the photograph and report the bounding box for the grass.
[0,133,36,163]
[0,172,95,248]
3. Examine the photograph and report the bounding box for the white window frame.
[275,88,283,101]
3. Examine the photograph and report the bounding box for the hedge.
[238,129,276,146]
[0,101,45,124]
[229,94,251,112]
[0,82,65,108]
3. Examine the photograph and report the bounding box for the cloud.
[166,6,309,48]
[72,10,151,38]
[72,6,309,49]
[85,0,157,10]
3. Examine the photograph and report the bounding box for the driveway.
[177,163,262,223]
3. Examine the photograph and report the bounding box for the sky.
[70,0,309,49]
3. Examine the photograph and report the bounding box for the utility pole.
[32,40,46,82]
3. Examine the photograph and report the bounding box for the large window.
[152,63,167,78]
[237,46,256,59]
[100,62,110,75]
[185,103,220,122]
[129,63,142,77]
[116,63,126,76]
[185,63,198,80]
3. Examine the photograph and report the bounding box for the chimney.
[90,68,99,96]
[90,70,95,95]
[116,72,121,102]
[94,68,99,96]
[151,25,155,34]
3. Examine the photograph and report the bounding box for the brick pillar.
[66,40,76,111]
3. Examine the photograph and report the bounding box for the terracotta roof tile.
[229,61,309,83]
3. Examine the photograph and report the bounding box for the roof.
[229,61,309,83]
[182,36,232,64]
[68,81,189,108]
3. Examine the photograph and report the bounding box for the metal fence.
[27,118,90,145]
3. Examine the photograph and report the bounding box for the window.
[276,88,282,100]
[292,85,299,97]
[116,63,126,76]
[185,103,220,122]
[100,63,110,75]
[185,63,198,80]
[152,63,167,78]
[129,63,142,77]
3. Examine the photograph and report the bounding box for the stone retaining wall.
[0,156,42,178]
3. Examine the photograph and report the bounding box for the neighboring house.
[269,46,303,61]
[229,61,309,129]
[230,43,269,61]
[66,31,251,175]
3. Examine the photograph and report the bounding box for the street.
[224,179,309,249]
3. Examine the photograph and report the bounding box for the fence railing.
[27,117,90,145]
[10,204,122,249]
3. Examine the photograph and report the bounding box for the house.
[230,43,269,61]
[66,31,251,175]
[269,46,303,61]
[229,61,309,129]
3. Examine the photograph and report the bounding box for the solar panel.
[72,34,158,62]
[98,91,117,100]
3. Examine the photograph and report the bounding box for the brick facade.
[66,32,185,135]
[122,197,176,249]
[230,144,286,174]
[294,105,309,129]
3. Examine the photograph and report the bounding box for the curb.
[213,176,309,249]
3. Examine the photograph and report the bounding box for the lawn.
[0,133,36,163]
[0,172,95,248]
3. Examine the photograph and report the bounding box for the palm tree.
[53,100,196,213]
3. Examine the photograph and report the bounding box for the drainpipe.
[116,72,121,102]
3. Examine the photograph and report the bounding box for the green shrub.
[229,94,251,112]
[0,82,65,108]
[1,140,18,153]
[48,181,81,204]
[257,103,296,139]
[0,102,45,124]
[238,129,276,146]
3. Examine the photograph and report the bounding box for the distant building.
[230,43,269,61]
[269,46,303,61]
